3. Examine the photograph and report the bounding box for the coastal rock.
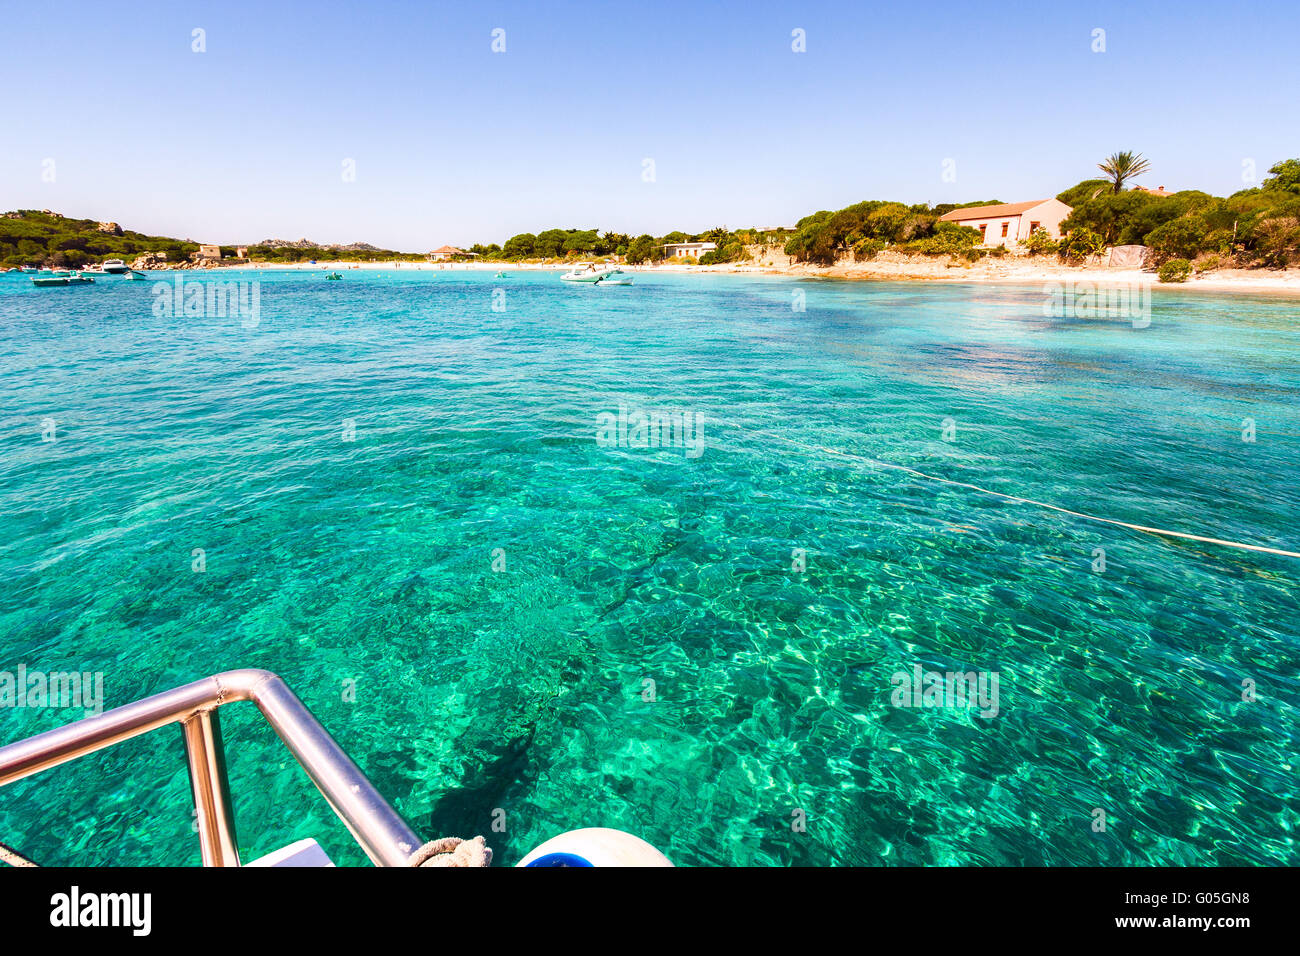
[1108,245,1149,268]
[259,238,320,249]
[255,237,380,252]
[131,252,172,270]
[97,221,124,236]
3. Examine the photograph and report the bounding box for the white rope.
[407,835,491,867]
[737,426,1300,560]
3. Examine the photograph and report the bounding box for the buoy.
[517,828,672,867]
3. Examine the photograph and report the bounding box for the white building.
[937,198,1072,247]
[662,241,717,259]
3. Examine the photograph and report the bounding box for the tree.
[1145,215,1209,262]
[865,203,910,241]
[1253,216,1300,267]
[502,233,536,259]
[534,229,569,258]
[625,234,660,264]
[783,220,838,265]
[1098,151,1151,193]
[562,230,600,255]
[907,222,983,256]
[1060,191,1163,246]
[601,231,630,255]
[1262,159,1300,195]
[1057,179,1110,207]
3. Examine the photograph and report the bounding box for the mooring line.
[733,425,1300,559]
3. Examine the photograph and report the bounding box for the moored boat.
[100,259,129,274]
[32,273,95,287]
[561,262,627,283]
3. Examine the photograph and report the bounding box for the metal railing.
[0,669,421,867]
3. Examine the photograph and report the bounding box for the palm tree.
[1098,151,1152,193]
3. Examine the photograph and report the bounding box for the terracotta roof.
[430,245,464,254]
[939,200,1053,222]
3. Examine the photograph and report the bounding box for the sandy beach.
[233,253,1300,296]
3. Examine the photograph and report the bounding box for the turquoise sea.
[1,268,1297,866]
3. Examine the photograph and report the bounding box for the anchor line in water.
[729,425,1300,560]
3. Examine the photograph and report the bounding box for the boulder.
[1108,245,1148,268]
[130,252,172,270]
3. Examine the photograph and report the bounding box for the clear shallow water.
[0,268,1297,866]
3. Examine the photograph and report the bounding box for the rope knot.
[408,835,492,868]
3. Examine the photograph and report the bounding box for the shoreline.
[194,256,1300,296]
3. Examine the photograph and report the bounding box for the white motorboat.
[100,259,129,274]
[560,262,626,283]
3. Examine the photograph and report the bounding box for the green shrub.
[852,237,885,260]
[1023,227,1060,256]
[1058,227,1106,262]
[783,220,838,265]
[624,234,661,264]
[1253,216,1300,268]
[899,222,983,257]
[1146,215,1209,262]
[1056,179,1110,207]
[1157,258,1192,282]
[699,242,748,265]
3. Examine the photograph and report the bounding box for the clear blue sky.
[2,0,1297,250]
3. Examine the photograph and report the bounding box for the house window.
[1030,221,1040,232]
[977,224,987,238]
[1000,222,1009,238]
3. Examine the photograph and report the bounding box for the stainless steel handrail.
[0,669,422,867]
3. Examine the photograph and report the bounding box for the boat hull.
[561,267,627,283]
[32,276,94,287]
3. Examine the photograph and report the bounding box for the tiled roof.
[939,200,1052,222]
